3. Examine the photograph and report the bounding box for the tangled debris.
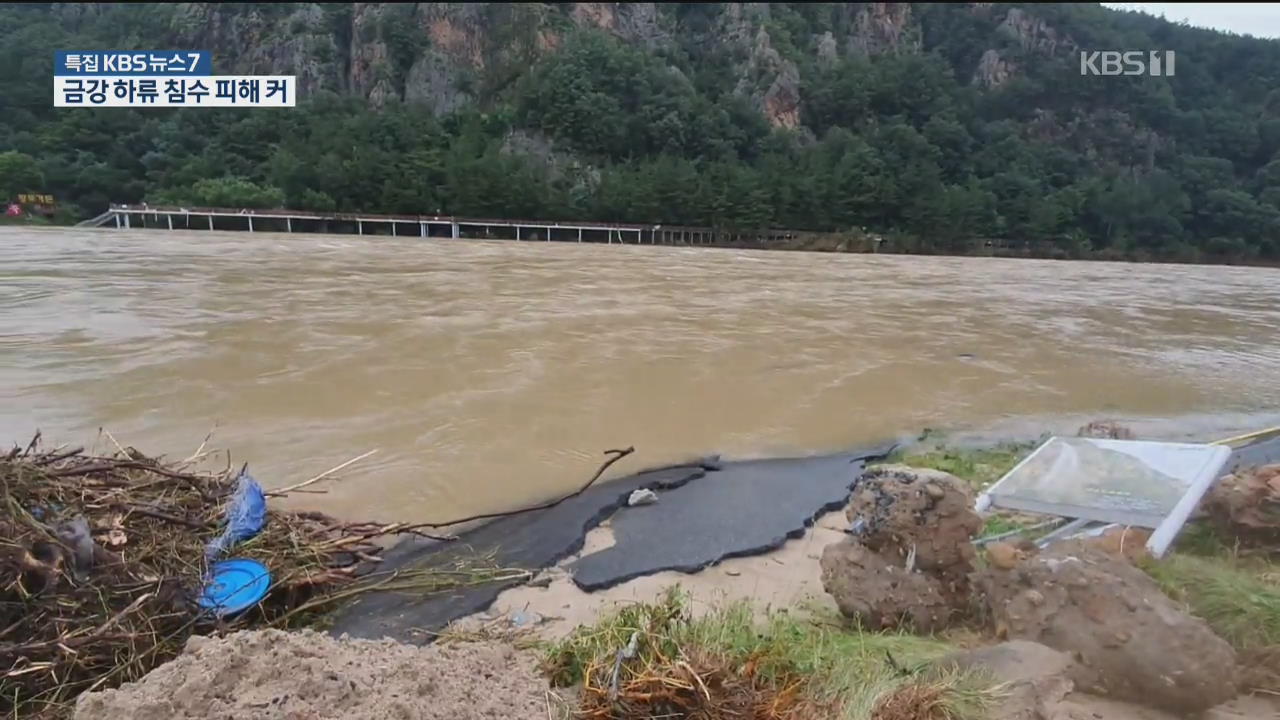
[0,438,527,718]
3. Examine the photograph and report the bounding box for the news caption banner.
[53,51,295,108]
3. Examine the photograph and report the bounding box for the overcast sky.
[1102,3,1280,38]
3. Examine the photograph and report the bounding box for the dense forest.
[2,2,1280,263]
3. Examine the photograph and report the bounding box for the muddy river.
[2,226,1278,522]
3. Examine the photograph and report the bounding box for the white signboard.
[976,436,1231,557]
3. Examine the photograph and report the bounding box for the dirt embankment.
[820,464,1259,716]
[73,630,550,720]
[976,541,1239,712]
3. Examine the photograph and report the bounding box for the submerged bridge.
[78,204,797,247]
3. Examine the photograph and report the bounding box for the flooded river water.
[3,226,1279,522]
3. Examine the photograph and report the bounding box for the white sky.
[1102,3,1280,38]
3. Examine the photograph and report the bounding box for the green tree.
[0,151,44,200]
[153,177,286,209]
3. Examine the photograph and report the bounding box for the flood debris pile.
[820,465,983,632]
[0,440,502,718]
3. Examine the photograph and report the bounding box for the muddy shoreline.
[64,429,1280,720]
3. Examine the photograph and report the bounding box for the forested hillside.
[2,3,1279,262]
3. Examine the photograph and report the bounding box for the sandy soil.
[74,629,550,720]
[453,508,850,639]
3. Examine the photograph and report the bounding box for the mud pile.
[820,465,982,631]
[975,541,1238,713]
[73,630,549,720]
[823,462,1245,715]
[1203,463,1280,549]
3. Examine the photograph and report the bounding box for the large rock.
[848,3,919,56]
[973,48,1015,89]
[975,542,1238,713]
[570,3,667,49]
[819,539,958,633]
[732,27,801,129]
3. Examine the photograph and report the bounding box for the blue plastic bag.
[205,470,267,560]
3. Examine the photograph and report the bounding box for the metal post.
[114,213,121,229]
[545,226,550,241]
[358,220,363,235]
[248,216,253,232]
[578,228,582,242]
[167,214,173,230]
[208,215,213,230]
[516,226,521,240]
[392,222,397,236]
[124,213,130,229]
[451,222,459,239]
[287,217,292,232]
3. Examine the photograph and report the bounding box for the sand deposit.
[73,629,549,720]
[450,507,848,640]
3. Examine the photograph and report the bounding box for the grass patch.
[1142,552,1280,650]
[879,442,1036,491]
[978,514,1030,537]
[544,588,999,720]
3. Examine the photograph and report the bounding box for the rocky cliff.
[148,3,1070,129]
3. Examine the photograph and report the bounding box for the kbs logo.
[1079,50,1176,76]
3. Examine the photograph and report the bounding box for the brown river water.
[3,226,1279,522]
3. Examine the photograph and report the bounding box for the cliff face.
[155,2,1070,127]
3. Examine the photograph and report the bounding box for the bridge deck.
[87,204,797,246]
